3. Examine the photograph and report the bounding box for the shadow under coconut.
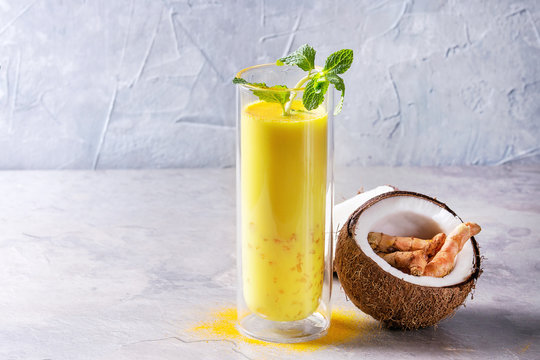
[343,306,540,358]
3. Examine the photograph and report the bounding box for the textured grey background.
[0,0,539,169]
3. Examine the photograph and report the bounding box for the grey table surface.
[1,166,539,360]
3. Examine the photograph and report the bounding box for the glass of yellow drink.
[235,64,333,343]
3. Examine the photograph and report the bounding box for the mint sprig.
[279,45,353,115]
[234,44,353,116]
[300,48,352,114]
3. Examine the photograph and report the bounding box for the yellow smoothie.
[241,99,328,322]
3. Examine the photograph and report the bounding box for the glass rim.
[235,63,323,92]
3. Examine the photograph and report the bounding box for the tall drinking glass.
[235,64,334,343]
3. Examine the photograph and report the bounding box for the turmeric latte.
[241,100,327,321]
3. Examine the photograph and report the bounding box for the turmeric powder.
[423,222,481,277]
[188,306,376,355]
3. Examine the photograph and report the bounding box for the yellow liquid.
[241,100,328,321]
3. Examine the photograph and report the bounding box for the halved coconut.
[334,191,481,329]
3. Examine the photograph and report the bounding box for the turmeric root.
[425,233,446,258]
[423,222,481,277]
[377,250,427,276]
[368,232,446,258]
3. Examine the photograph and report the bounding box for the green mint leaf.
[233,77,248,84]
[233,77,290,105]
[313,74,328,92]
[323,49,353,75]
[302,78,328,110]
[252,85,290,106]
[233,77,273,90]
[276,44,316,72]
[326,74,344,92]
[326,73,345,115]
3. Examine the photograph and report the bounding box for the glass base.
[237,311,329,343]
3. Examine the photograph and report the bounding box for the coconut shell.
[334,191,481,330]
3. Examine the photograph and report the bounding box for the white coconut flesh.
[333,186,395,258]
[354,195,476,287]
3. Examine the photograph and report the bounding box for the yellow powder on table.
[187,306,377,355]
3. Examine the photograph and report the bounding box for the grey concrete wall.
[0,0,538,169]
